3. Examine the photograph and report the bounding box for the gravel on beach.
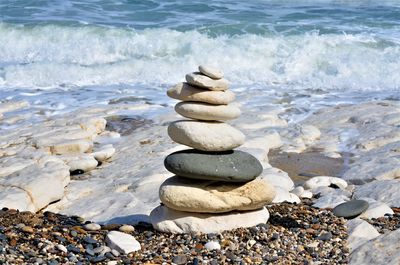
[1,201,398,264]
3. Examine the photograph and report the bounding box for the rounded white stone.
[168,120,245,151]
[303,176,347,190]
[167,83,235,105]
[105,231,141,254]
[83,223,101,231]
[186,72,229,91]
[150,205,270,234]
[119,225,135,233]
[175,102,241,121]
[159,176,276,213]
[204,241,221,251]
[198,65,224,79]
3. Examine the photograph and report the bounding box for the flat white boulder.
[61,154,98,172]
[353,180,400,207]
[258,167,294,191]
[159,176,276,213]
[0,186,36,212]
[175,102,241,121]
[272,187,301,204]
[0,158,70,211]
[92,144,116,161]
[198,65,224,79]
[303,176,347,190]
[359,198,394,219]
[105,231,141,254]
[167,83,235,105]
[150,205,270,234]
[186,72,229,91]
[346,219,380,252]
[312,188,350,209]
[350,228,400,265]
[168,120,245,151]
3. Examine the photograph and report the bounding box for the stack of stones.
[150,66,276,234]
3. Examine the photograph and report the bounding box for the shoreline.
[1,98,400,263]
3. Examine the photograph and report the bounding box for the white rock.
[0,186,36,212]
[83,223,101,231]
[56,244,68,253]
[119,225,135,233]
[168,120,245,151]
[0,159,70,211]
[258,167,294,191]
[45,139,93,155]
[272,187,301,204]
[105,231,141,254]
[350,228,400,264]
[186,72,229,91]
[150,205,270,234]
[61,154,98,172]
[291,186,304,197]
[359,200,394,219]
[78,117,107,134]
[175,102,241,121]
[204,241,221,251]
[312,188,350,209]
[303,176,347,190]
[300,190,313,199]
[198,65,224,79]
[346,219,380,252]
[159,176,276,213]
[92,144,116,161]
[354,180,400,207]
[167,83,235,105]
[299,125,321,144]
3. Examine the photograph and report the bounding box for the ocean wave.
[1,23,400,90]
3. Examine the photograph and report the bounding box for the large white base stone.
[150,205,270,234]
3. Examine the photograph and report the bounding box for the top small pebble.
[199,65,224,79]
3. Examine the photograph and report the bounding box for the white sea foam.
[1,23,400,91]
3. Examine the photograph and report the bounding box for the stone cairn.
[150,66,276,234]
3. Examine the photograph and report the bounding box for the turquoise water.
[0,1,400,115]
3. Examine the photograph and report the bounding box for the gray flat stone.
[332,200,369,219]
[164,149,262,182]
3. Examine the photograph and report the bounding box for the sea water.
[1,0,400,121]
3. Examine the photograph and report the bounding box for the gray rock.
[172,255,187,265]
[350,229,400,264]
[332,200,369,218]
[164,149,262,182]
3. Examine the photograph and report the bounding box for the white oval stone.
[175,102,240,121]
[186,72,229,91]
[159,176,276,213]
[167,83,235,105]
[168,120,245,151]
[105,231,141,254]
[204,241,221,251]
[119,225,135,233]
[150,205,270,234]
[83,223,101,231]
[198,65,224,79]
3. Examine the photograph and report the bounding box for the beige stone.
[60,154,98,172]
[185,72,229,91]
[168,120,245,151]
[167,83,235,105]
[150,205,270,233]
[159,176,276,213]
[198,65,224,79]
[175,102,240,121]
[92,144,115,161]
